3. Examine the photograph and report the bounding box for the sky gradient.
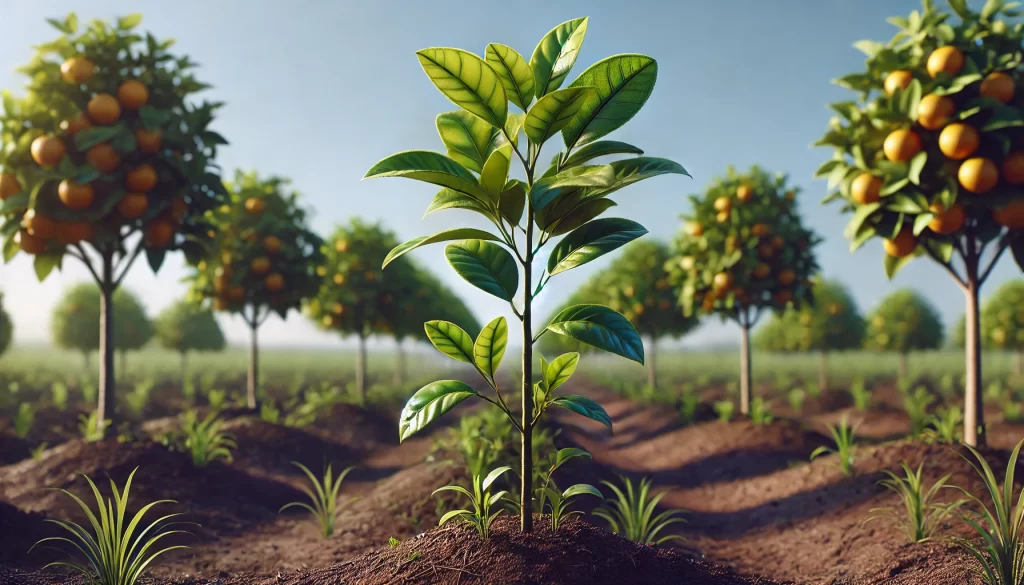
[0,0,1018,349]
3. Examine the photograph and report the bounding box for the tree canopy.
[154,299,225,355]
[51,283,153,354]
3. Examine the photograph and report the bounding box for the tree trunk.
[356,334,367,404]
[247,319,259,410]
[963,270,985,448]
[97,251,116,438]
[819,350,828,393]
[647,336,657,392]
[394,339,406,386]
[739,321,752,416]
[898,351,908,384]
[520,234,534,533]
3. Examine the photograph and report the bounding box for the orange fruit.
[917,94,955,130]
[55,221,94,245]
[16,230,46,255]
[1001,152,1024,185]
[785,191,796,201]
[778,269,796,285]
[758,243,774,258]
[736,185,754,202]
[884,228,917,257]
[938,123,980,160]
[334,239,350,252]
[753,263,771,279]
[712,272,733,291]
[245,198,265,214]
[170,197,187,221]
[332,303,345,315]
[60,57,95,84]
[958,157,999,194]
[883,128,923,162]
[851,173,882,204]
[927,46,964,78]
[86,144,121,173]
[365,271,378,282]
[117,80,149,109]
[144,221,175,247]
[60,116,91,137]
[993,200,1024,228]
[774,290,793,305]
[117,193,149,219]
[22,209,56,239]
[265,273,284,291]
[0,173,22,200]
[264,235,282,254]
[58,180,94,210]
[687,222,704,237]
[322,315,340,328]
[213,299,229,312]
[31,136,66,166]
[228,285,246,303]
[87,94,121,124]
[884,70,914,96]
[927,202,965,234]
[770,235,785,250]
[980,72,1015,104]
[752,223,772,237]
[135,129,162,153]
[333,273,345,285]
[126,164,157,192]
[714,196,732,212]
[715,211,730,223]
[214,273,230,294]
[251,256,271,274]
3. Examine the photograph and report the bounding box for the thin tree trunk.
[819,350,828,392]
[898,351,908,384]
[356,333,367,404]
[520,231,534,533]
[739,318,752,416]
[247,317,259,410]
[647,335,657,391]
[97,251,116,438]
[394,339,406,386]
[963,256,985,448]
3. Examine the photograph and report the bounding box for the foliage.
[436,408,513,477]
[30,467,190,585]
[179,410,234,467]
[14,402,35,438]
[904,385,938,437]
[951,439,1024,585]
[153,300,225,355]
[750,396,774,425]
[0,292,11,358]
[981,279,1024,351]
[753,280,866,352]
[78,410,109,442]
[714,400,734,422]
[51,284,154,354]
[367,16,688,531]
[864,289,945,353]
[923,404,963,443]
[865,463,965,543]
[848,376,873,411]
[787,388,807,413]
[531,447,601,531]
[434,466,511,540]
[593,475,686,545]
[279,462,357,539]
[810,417,857,475]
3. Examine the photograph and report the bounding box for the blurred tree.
[51,283,152,369]
[154,299,226,379]
[0,292,11,359]
[113,289,153,372]
[864,289,944,382]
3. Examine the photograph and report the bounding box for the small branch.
[113,239,145,289]
[74,243,103,284]
[258,306,273,327]
[532,273,551,300]
[978,237,1010,285]
[924,244,967,290]
[504,129,529,172]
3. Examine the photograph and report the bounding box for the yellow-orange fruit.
[883,128,923,162]
[712,272,733,291]
[752,224,772,237]
[851,173,882,204]
[1001,151,1024,185]
[251,257,271,274]
[144,221,175,247]
[228,285,246,303]
[31,136,66,166]
[980,72,1015,104]
[265,273,284,291]
[884,229,917,257]
[958,157,999,194]
[917,94,955,130]
[687,222,704,237]
[334,239,349,252]
[86,143,121,173]
[87,94,121,124]
[778,269,796,286]
[928,202,965,234]
[753,263,771,278]
[126,164,157,192]
[736,184,753,202]
[264,235,282,254]
[117,80,149,109]
[333,273,345,285]
[245,198,265,214]
[58,180,95,211]
[117,193,149,219]
[135,128,162,153]
[16,230,46,255]
[927,46,964,78]
[714,196,732,212]
[60,57,95,84]
[993,200,1024,228]
[715,211,730,223]
[938,123,980,160]
[22,209,56,239]
[60,116,91,137]
[0,173,22,200]
[884,70,914,96]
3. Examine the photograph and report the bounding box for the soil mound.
[0,434,32,465]
[222,417,362,479]
[0,501,51,567]
[312,402,398,447]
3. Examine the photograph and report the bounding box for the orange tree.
[668,166,821,416]
[751,279,865,391]
[863,289,944,383]
[0,292,10,359]
[306,219,421,401]
[363,17,689,531]
[0,13,226,435]
[154,299,226,379]
[814,0,1024,446]
[187,170,323,409]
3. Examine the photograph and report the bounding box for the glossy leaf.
[480,144,512,199]
[545,304,644,363]
[562,54,658,150]
[883,253,914,280]
[424,188,494,219]
[424,320,475,363]
[504,112,525,146]
[563,483,603,500]
[524,87,595,144]
[436,110,500,173]
[545,199,617,236]
[364,150,488,200]
[383,228,502,268]
[531,17,589,97]
[554,447,591,468]
[445,240,519,302]
[483,466,512,491]
[545,352,580,392]
[399,380,478,442]
[474,316,508,380]
[498,180,527,225]
[530,165,614,209]
[33,252,62,281]
[581,157,689,200]
[417,48,508,128]
[547,218,647,275]
[562,140,644,168]
[551,395,612,430]
[485,44,535,111]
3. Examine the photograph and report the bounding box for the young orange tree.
[154,299,226,379]
[668,166,821,416]
[187,170,323,409]
[0,13,226,434]
[364,17,689,531]
[815,0,1023,446]
[863,289,944,382]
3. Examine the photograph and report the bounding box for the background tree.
[752,315,794,353]
[668,165,821,415]
[815,0,1023,446]
[0,292,11,360]
[863,288,944,382]
[187,170,323,409]
[755,279,865,390]
[51,283,152,369]
[154,299,226,379]
[980,279,1024,375]
[112,288,153,372]
[307,219,421,401]
[0,13,227,435]
[364,16,688,532]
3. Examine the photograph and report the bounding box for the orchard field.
[2,2,1024,585]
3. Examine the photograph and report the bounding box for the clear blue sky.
[0,0,1018,349]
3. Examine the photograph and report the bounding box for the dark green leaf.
[145,246,166,273]
[498,180,526,225]
[417,48,508,129]
[383,228,502,268]
[554,447,591,468]
[563,483,603,500]
[883,252,914,280]
[550,395,612,430]
[545,304,644,363]
[543,198,617,236]
[562,54,658,150]
[424,320,475,363]
[907,152,927,185]
[445,240,519,301]
[399,380,478,442]
[547,217,647,275]
[75,126,121,151]
[523,87,595,144]
[581,156,690,200]
[844,202,882,241]
[474,316,508,379]
[436,110,499,174]
[364,150,489,200]
[33,251,62,281]
[562,140,643,168]
[1009,232,1024,271]
[424,189,494,219]
[484,43,535,111]
[545,352,580,392]
[530,17,589,97]
[530,165,614,209]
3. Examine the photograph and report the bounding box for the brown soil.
[0,434,33,465]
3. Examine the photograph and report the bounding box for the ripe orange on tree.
[716,210,730,222]
[0,173,22,200]
[333,273,345,285]
[851,173,882,204]
[979,72,1015,104]
[135,129,162,153]
[86,143,121,173]
[265,273,284,292]
[126,164,158,192]
[251,257,271,274]
[917,94,955,130]
[712,272,733,291]
[938,123,979,160]
[1001,151,1024,185]
[926,46,964,78]
[993,200,1024,228]
[22,209,56,239]
[687,222,704,237]
[227,285,245,303]
[752,223,771,237]
[736,185,753,202]
[244,197,265,214]
[884,128,923,162]
[778,269,796,286]
[116,80,149,109]
[884,229,917,258]
[55,221,94,245]
[334,239,349,252]
[713,196,732,212]
[16,230,46,255]
[87,94,121,125]
[117,194,148,219]
[758,243,774,258]
[60,56,95,84]
[753,262,771,278]
[770,235,785,250]
[58,180,94,210]
[884,70,913,96]
[928,202,965,234]
[144,220,175,247]
[60,116,91,137]
[958,157,999,194]
[30,136,66,166]
[263,235,281,254]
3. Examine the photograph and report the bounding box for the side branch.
[924,245,967,290]
[978,237,1010,285]
[113,239,145,289]
[73,243,103,284]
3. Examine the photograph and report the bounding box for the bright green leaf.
[550,395,612,430]
[581,157,690,201]
[364,150,489,200]
[530,17,589,97]
[883,252,914,280]
[436,110,500,173]
[33,252,62,281]
[530,165,614,209]
[545,352,580,392]
[562,483,603,500]
[417,48,508,129]
[445,240,519,301]
[543,199,617,236]
[479,144,512,199]
[562,54,657,150]
[424,188,494,219]
[399,380,478,441]
[117,14,143,29]
[424,320,475,363]
[523,87,595,144]
[545,304,644,364]
[498,180,527,225]
[474,316,508,380]
[383,228,502,268]
[547,217,647,275]
[485,44,535,111]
